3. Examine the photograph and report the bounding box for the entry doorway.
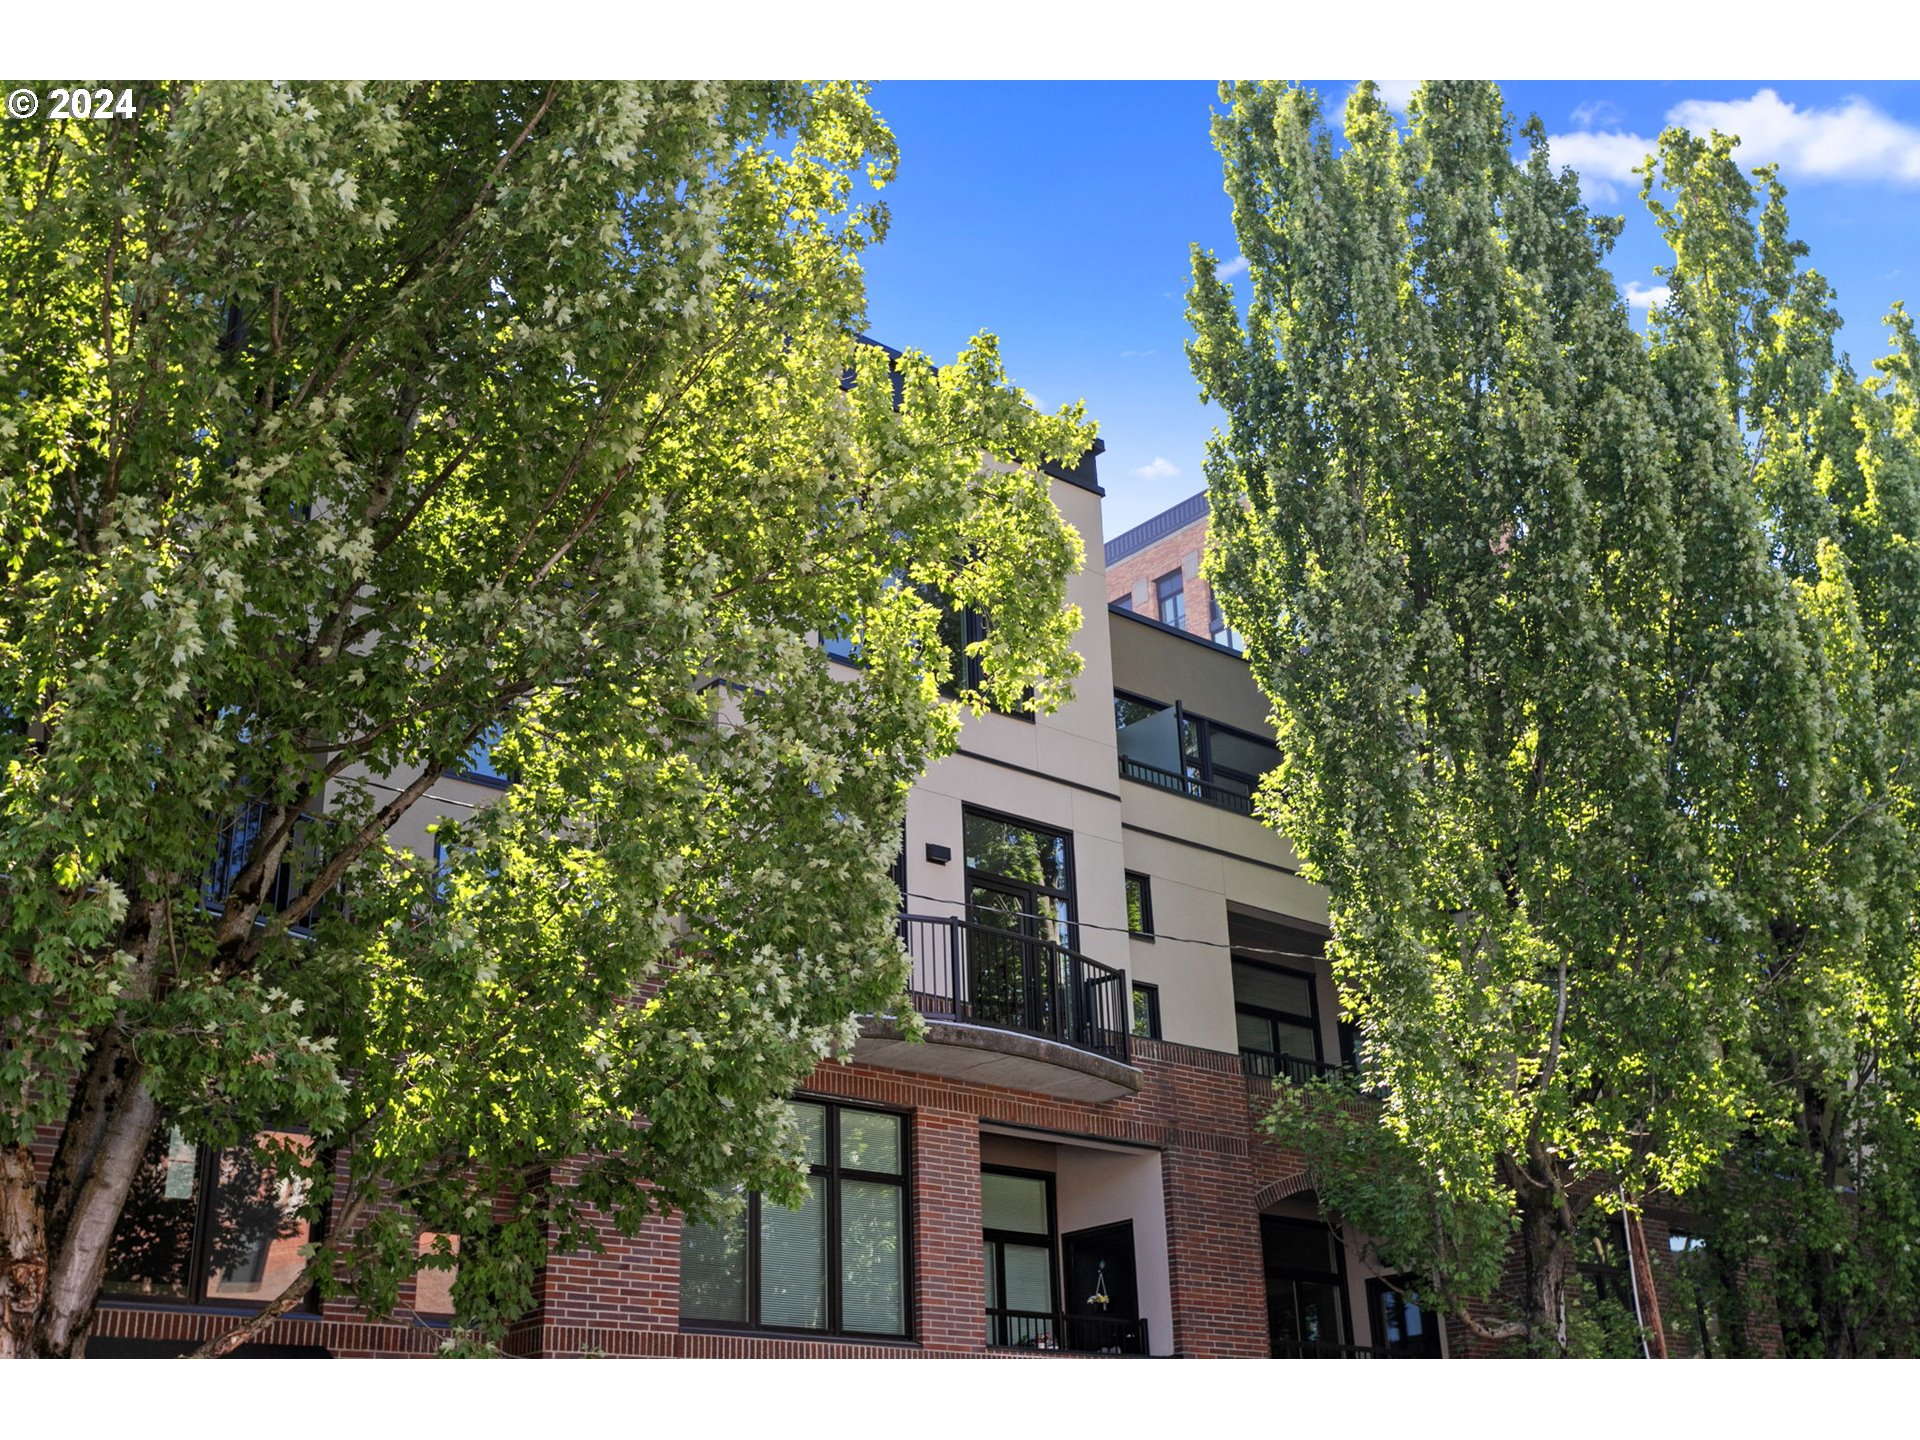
[1062,1220,1142,1354]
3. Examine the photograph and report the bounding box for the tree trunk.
[1,1145,48,1360]
[29,1039,161,1358]
[1518,1196,1573,1356]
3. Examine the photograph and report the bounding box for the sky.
[854,81,1920,539]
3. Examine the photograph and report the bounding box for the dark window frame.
[1131,982,1162,1040]
[1367,1274,1444,1358]
[678,1095,915,1343]
[453,721,512,789]
[1233,954,1327,1078]
[100,1123,329,1316]
[1113,689,1278,810]
[1154,570,1186,629]
[982,1164,1059,1348]
[961,804,1078,953]
[1124,871,1154,939]
[1261,1214,1355,1357]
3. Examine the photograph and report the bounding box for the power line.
[903,889,1330,966]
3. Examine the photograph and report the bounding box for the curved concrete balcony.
[851,915,1144,1103]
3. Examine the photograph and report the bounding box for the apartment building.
[74,458,1709,1361]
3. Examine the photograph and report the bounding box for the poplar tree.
[0,81,1093,1357]
[1187,80,1915,1353]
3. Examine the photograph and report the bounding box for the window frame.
[677,1096,915,1343]
[1131,981,1162,1040]
[961,804,1078,953]
[1124,871,1154,939]
[982,1164,1059,1348]
[1154,570,1186,629]
[1233,955,1326,1079]
[1260,1214,1354,1357]
[1367,1274,1445,1358]
[100,1123,329,1316]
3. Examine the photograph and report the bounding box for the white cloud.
[1539,129,1657,202]
[1375,80,1418,114]
[1546,89,1920,202]
[1623,280,1671,311]
[1571,99,1624,131]
[1130,457,1181,481]
[1119,348,1156,359]
[1667,90,1920,184]
[1216,254,1250,280]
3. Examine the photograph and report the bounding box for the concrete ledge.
[853,1016,1144,1103]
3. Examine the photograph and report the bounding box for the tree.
[1632,137,1920,1359]
[1188,80,1915,1354]
[0,81,1095,1357]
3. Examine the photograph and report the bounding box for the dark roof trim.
[1107,602,1249,662]
[851,333,1105,495]
[1103,491,1209,565]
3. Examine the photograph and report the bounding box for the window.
[1155,570,1186,629]
[1209,594,1245,653]
[457,721,510,786]
[1124,871,1153,938]
[102,1123,321,1311]
[679,1099,909,1339]
[1113,691,1277,815]
[1234,958,1326,1082]
[983,1168,1057,1347]
[963,808,1074,949]
[1667,1230,1721,1358]
[1131,982,1161,1040]
[1110,593,1133,613]
[1262,1216,1352,1357]
[1368,1275,1443,1357]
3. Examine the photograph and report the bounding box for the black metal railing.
[987,1308,1149,1355]
[1271,1338,1385,1359]
[1239,1050,1355,1086]
[899,914,1130,1063]
[1117,756,1255,816]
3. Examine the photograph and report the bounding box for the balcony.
[1239,1051,1355,1086]
[987,1308,1150,1356]
[1272,1339,1386,1359]
[1118,756,1254,816]
[851,915,1142,1102]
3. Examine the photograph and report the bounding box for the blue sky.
[854,81,1920,538]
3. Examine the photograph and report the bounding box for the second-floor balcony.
[852,914,1143,1103]
[900,913,1131,1064]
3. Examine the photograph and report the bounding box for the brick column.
[912,1107,985,1353]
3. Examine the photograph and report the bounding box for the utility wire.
[903,889,1331,966]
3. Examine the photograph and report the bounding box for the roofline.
[1106,601,1249,662]
[1103,490,1209,565]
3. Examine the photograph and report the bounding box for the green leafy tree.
[1633,138,1920,1359]
[1188,80,1914,1354]
[0,80,1093,1357]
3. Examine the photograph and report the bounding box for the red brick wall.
[1106,515,1216,642]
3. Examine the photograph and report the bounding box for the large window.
[963,808,1074,949]
[1234,959,1326,1082]
[1155,570,1186,628]
[679,1099,909,1339]
[1368,1275,1444,1357]
[1262,1216,1352,1358]
[983,1168,1057,1348]
[102,1123,321,1310]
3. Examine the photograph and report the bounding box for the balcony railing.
[899,914,1130,1064]
[1239,1050,1355,1086]
[987,1308,1150,1356]
[1117,756,1254,816]
[1272,1338,1386,1359]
